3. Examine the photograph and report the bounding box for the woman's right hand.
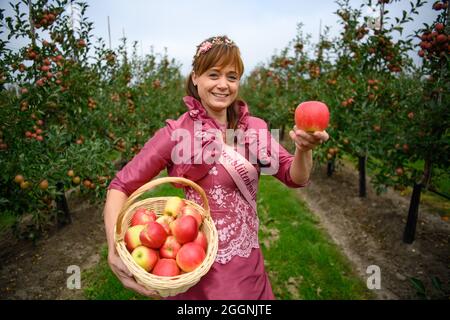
[107,248,160,298]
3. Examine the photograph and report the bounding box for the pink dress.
[109,96,307,300]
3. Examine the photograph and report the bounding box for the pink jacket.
[109,96,305,196]
[109,96,308,298]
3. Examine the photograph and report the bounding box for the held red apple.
[295,101,330,132]
[131,246,158,272]
[159,236,182,259]
[180,205,203,228]
[139,222,168,249]
[130,208,157,226]
[192,230,208,251]
[170,215,198,244]
[176,242,206,273]
[152,258,181,277]
[124,225,145,252]
[163,196,184,217]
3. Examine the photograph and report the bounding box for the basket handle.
[115,176,210,236]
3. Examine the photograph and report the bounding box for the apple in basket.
[130,208,156,226]
[170,215,198,244]
[159,236,182,259]
[139,222,168,249]
[176,242,206,273]
[180,205,203,228]
[152,258,181,277]
[155,215,174,235]
[124,225,145,252]
[192,230,208,252]
[131,246,159,272]
[163,196,184,217]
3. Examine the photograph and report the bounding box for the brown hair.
[186,36,244,130]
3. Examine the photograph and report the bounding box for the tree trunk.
[403,158,432,244]
[403,182,422,244]
[358,155,367,197]
[56,182,71,227]
[327,159,335,177]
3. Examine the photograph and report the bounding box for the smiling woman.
[187,36,245,129]
[191,65,240,126]
[104,34,328,300]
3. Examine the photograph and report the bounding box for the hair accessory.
[195,36,235,58]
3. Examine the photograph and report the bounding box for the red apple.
[192,230,208,252]
[395,167,404,176]
[139,222,168,249]
[176,242,206,273]
[163,196,184,217]
[295,101,330,132]
[124,225,145,252]
[170,215,198,244]
[152,258,180,277]
[180,205,203,228]
[130,207,157,226]
[156,215,174,235]
[159,236,182,259]
[131,246,158,272]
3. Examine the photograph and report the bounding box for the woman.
[103,35,329,299]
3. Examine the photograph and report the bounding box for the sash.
[219,142,259,214]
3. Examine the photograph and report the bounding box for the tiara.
[195,36,235,58]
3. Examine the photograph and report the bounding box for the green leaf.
[393,26,404,35]
[431,276,443,292]
[409,277,426,294]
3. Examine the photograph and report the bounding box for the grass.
[342,153,450,218]
[257,175,374,300]
[83,246,150,300]
[83,172,183,300]
[0,210,16,237]
[82,173,373,300]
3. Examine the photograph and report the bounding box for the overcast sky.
[1,0,437,76]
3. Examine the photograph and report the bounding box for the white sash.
[219,142,259,213]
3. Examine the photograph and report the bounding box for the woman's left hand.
[289,126,329,152]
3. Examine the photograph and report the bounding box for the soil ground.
[296,162,449,299]
[0,191,105,300]
[0,162,448,300]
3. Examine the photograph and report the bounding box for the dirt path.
[0,162,448,300]
[0,191,105,300]
[296,161,450,300]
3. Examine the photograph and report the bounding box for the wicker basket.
[115,176,218,297]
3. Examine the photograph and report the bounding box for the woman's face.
[192,64,240,114]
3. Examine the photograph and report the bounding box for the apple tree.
[0,0,185,240]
